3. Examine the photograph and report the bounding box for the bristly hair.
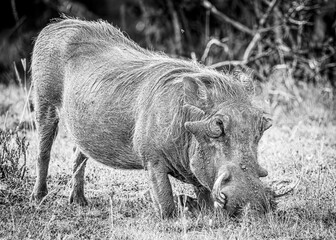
[131,58,255,145]
[43,18,255,150]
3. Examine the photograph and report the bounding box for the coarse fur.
[31,17,274,218]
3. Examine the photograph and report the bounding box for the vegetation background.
[0,0,336,239]
[1,0,336,86]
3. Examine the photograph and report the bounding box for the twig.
[201,38,228,63]
[167,0,182,55]
[205,9,210,45]
[211,50,273,68]
[11,0,19,22]
[243,0,281,62]
[288,18,311,26]
[252,0,261,21]
[321,63,336,71]
[243,33,261,62]
[202,0,254,36]
[273,7,285,64]
[297,13,304,51]
[259,0,281,26]
[249,50,274,63]
[210,60,244,67]
[210,50,272,82]
[258,24,284,33]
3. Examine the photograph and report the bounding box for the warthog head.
[185,99,274,215]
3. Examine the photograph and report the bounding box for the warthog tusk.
[273,178,300,198]
[213,168,230,196]
[219,192,226,201]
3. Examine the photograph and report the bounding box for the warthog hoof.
[69,191,88,206]
[30,192,48,204]
[31,185,48,204]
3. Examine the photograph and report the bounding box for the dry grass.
[0,74,335,239]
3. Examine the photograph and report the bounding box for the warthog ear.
[183,76,213,109]
[257,166,268,177]
[262,116,272,132]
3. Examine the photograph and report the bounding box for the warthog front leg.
[147,161,175,218]
[69,147,88,206]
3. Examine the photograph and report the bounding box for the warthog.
[31,18,275,218]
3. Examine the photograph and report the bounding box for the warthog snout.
[212,165,275,215]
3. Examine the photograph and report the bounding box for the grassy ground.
[0,80,336,240]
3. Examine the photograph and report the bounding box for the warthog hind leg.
[31,105,59,203]
[69,147,88,206]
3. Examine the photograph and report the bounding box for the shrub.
[0,128,29,181]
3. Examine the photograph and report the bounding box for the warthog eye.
[207,118,223,138]
[207,115,229,138]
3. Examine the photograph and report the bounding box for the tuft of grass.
[0,128,29,181]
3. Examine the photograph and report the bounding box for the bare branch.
[258,24,284,33]
[243,33,261,62]
[210,60,244,68]
[201,38,228,63]
[241,0,281,62]
[211,50,273,69]
[259,0,281,26]
[288,18,311,26]
[11,0,19,22]
[202,0,254,36]
[167,0,182,55]
[249,50,274,63]
[252,0,261,21]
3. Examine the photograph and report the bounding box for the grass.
[0,75,336,239]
